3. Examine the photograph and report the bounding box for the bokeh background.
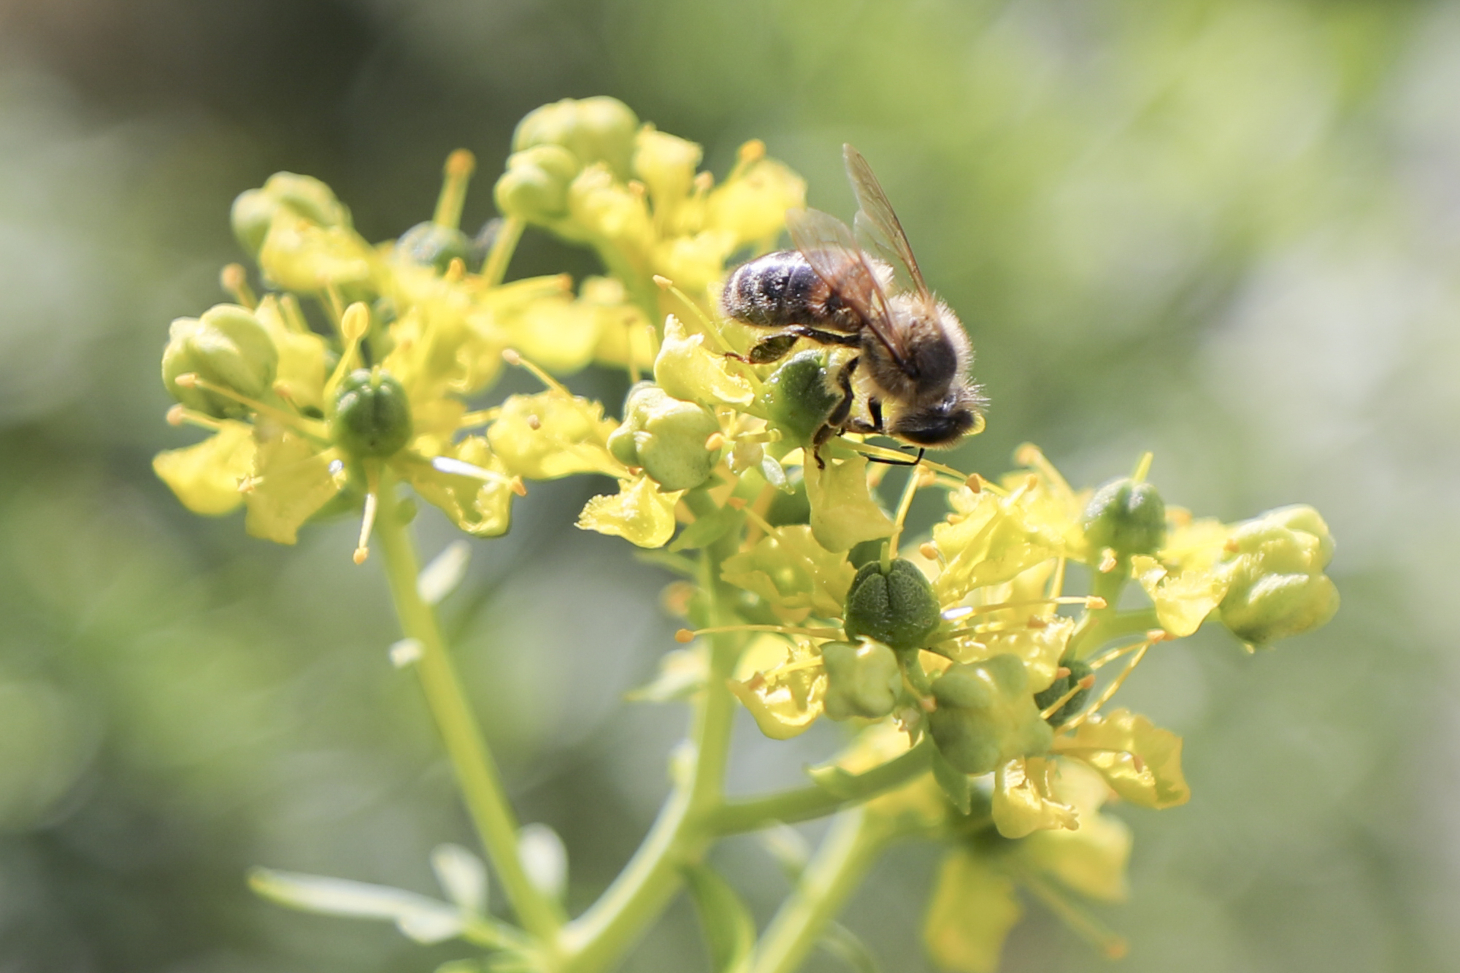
[0,0,1455,969]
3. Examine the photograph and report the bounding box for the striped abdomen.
[721,251,857,331]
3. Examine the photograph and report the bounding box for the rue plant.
[154,97,1339,973]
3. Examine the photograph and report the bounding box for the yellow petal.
[1055,708,1190,809]
[653,315,753,408]
[720,525,855,622]
[576,473,680,548]
[399,437,516,538]
[1131,554,1231,638]
[991,756,1078,839]
[933,485,1067,604]
[923,850,1023,973]
[726,635,825,740]
[243,426,343,545]
[1020,760,1132,903]
[153,421,255,516]
[804,453,894,553]
[487,392,623,480]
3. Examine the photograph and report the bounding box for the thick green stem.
[748,809,887,973]
[710,738,934,834]
[558,505,741,973]
[373,478,566,946]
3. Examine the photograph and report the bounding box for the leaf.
[431,843,487,916]
[821,922,883,973]
[248,867,464,943]
[625,645,708,703]
[758,824,811,881]
[518,823,568,901]
[923,851,1022,973]
[243,427,344,544]
[153,421,256,516]
[682,864,756,973]
[418,540,472,605]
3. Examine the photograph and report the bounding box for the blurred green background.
[0,0,1452,969]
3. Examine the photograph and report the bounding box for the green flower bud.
[396,221,472,273]
[1032,659,1093,726]
[494,144,582,224]
[330,368,414,459]
[759,350,845,447]
[1082,477,1166,559]
[605,383,720,491]
[512,96,640,180]
[843,558,941,653]
[927,656,1054,776]
[162,304,279,419]
[821,640,901,721]
[1217,505,1339,645]
[231,172,350,256]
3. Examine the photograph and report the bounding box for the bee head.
[889,386,984,447]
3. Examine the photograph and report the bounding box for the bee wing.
[785,205,909,367]
[843,144,930,298]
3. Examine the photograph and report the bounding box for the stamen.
[279,294,310,334]
[172,374,328,440]
[704,432,725,452]
[655,280,744,362]
[936,595,1097,638]
[1019,872,1128,960]
[1060,632,1165,731]
[430,456,528,495]
[444,257,466,281]
[886,464,932,560]
[165,404,224,431]
[918,541,939,562]
[1131,450,1154,483]
[480,215,524,285]
[1038,674,1096,721]
[965,473,982,493]
[221,264,256,309]
[501,348,574,397]
[1047,556,1067,600]
[433,149,476,231]
[457,407,501,429]
[354,466,380,565]
[325,303,371,392]
[1097,548,1118,573]
[1013,443,1074,497]
[692,171,714,195]
[675,623,841,643]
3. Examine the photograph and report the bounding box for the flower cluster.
[155,98,1339,973]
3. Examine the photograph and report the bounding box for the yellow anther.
[526,415,542,431]
[341,302,371,343]
[738,139,766,164]
[918,542,938,561]
[675,628,695,644]
[220,263,256,308]
[704,432,725,452]
[652,274,673,289]
[1098,548,1118,573]
[1086,596,1108,610]
[166,404,186,426]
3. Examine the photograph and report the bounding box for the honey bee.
[721,144,984,463]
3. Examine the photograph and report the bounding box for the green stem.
[710,738,934,834]
[559,511,741,973]
[481,215,526,286]
[748,809,887,973]
[372,476,566,946]
[1067,607,1160,661]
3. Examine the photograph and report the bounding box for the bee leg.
[810,357,859,470]
[727,332,800,365]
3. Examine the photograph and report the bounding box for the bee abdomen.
[722,251,835,329]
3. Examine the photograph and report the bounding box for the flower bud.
[927,655,1054,776]
[494,144,582,224]
[1032,659,1093,726]
[759,349,845,447]
[395,221,472,274]
[821,640,901,721]
[1217,505,1338,645]
[512,96,640,180]
[231,172,350,256]
[605,383,721,491]
[162,304,278,419]
[330,368,414,459]
[1082,477,1166,559]
[842,558,940,654]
